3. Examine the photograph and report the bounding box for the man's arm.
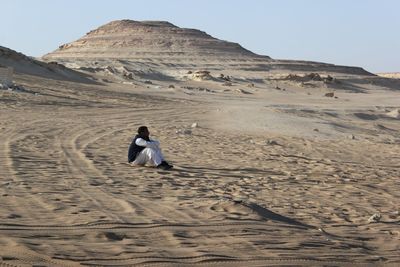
[135,138,160,149]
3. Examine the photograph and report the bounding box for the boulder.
[385,108,400,119]
[368,213,382,223]
[325,92,335,97]
[192,70,213,81]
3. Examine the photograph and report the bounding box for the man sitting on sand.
[128,126,173,170]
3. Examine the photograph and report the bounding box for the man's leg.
[142,147,163,166]
[155,149,173,169]
[132,148,171,169]
[131,150,147,166]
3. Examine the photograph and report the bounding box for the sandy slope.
[377,73,400,79]
[0,71,399,266]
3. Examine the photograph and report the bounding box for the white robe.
[131,138,165,167]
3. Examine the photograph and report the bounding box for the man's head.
[137,126,149,138]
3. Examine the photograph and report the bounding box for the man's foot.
[157,161,173,170]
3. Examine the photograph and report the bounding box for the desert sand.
[0,20,399,266]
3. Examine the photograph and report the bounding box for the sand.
[0,69,399,267]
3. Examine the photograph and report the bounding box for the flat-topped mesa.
[43,20,373,77]
[44,19,266,60]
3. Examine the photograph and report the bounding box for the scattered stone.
[247,83,255,87]
[280,73,337,85]
[192,70,213,81]
[325,92,335,97]
[176,129,192,135]
[307,73,323,81]
[324,75,334,83]
[191,122,198,128]
[235,88,252,94]
[219,74,231,81]
[123,72,134,80]
[368,213,382,223]
[300,82,318,88]
[144,80,153,84]
[347,134,356,140]
[266,140,279,145]
[385,108,400,119]
[182,86,215,93]
[104,232,125,241]
[7,214,22,219]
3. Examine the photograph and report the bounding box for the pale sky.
[2,0,399,73]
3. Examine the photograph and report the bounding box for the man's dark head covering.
[138,126,148,135]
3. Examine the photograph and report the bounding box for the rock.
[324,75,334,83]
[325,92,335,97]
[368,213,382,223]
[313,128,319,132]
[223,81,232,86]
[219,74,231,81]
[144,80,153,84]
[266,140,279,145]
[247,83,255,87]
[308,73,323,81]
[191,123,198,128]
[187,70,193,74]
[192,70,213,81]
[168,84,175,88]
[7,213,22,219]
[176,129,192,135]
[104,232,125,241]
[235,88,252,94]
[347,134,356,140]
[385,108,400,119]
